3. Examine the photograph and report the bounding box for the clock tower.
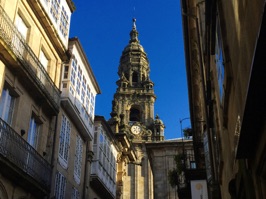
[109,19,165,198]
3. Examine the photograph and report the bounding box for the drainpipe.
[50,114,58,197]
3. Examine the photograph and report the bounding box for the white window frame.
[39,49,49,71]
[63,65,69,79]
[14,14,28,58]
[59,6,69,38]
[71,187,80,199]
[15,14,28,40]
[55,172,66,199]
[58,114,71,169]
[0,87,15,125]
[27,115,39,149]
[50,0,60,23]
[74,135,83,184]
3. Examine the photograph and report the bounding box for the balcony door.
[0,87,15,125]
[27,116,39,149]
[14,14,28,58]
[38,49,49,85]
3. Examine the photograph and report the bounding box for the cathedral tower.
[109,19,165,198]
[110,18,165,141]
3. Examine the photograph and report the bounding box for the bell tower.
[109,19,165,199]
[110,18,164,140]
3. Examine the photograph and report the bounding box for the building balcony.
[91,161,116,199]
[61,82,94,140]
[0,5,60,114]
[0,118,51,196]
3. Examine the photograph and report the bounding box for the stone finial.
[132,18,137,30]
[130,18,139,43]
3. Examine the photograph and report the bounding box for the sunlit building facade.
[0,0,74,198]
[89,116,118,199]
[146,139,196,199]
[50,37,100,199]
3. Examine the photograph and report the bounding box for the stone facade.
[90,116,119,199]
[146,139,195,199]
[109,19,165,199]
[181,0,266,198]
[0,0,74,198]
[51,38,100,199]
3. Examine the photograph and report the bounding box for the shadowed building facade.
[181,0,266,198]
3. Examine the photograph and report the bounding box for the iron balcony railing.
[0,5,60,112]
[0,118,51,190]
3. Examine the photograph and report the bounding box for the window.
[55,172,66,199]
[70,58,77,96]
[85,97,89,112]
[99,132,104,147]
[76,66,82,95]
[27,115,39,149]
[14,14,28,57]
[96,129,117,185]
[81,89,85,104]
[81,76,86,104]
[59,6,69,37]
[74,135,83,183]
[43,0,49,5]
[15,15,28,40]
[86,86,91,100]
[86,86,91,112]
[190,161,196,169]
[58,115,71,169]
[63,65,69,79]
[129,107,140,122]
[38,49,49,85]
[215,19,225,103]
[76,79,80,95]
[89,95,95,116]
[132,71,138,83]
[0,87,15,125]
[90,94,94,106]
[39,49,49,71]
[72,57,77,71]
[72,187,80,199]
[93,132,98,144]
[71,59,77,84]
[50,0,60,22]
[82,76,86,90]
[99,132,104,164]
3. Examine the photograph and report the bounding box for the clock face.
[131,125,141,135]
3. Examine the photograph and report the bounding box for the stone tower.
[109,19,165,198]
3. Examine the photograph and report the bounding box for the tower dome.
[118,18,151,87]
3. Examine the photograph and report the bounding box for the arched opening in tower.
[130,107,141,122]
[132,72,138,83]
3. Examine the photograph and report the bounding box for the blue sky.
[69,0,191,139]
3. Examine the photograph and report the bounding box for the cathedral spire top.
[130,18,139,43]
[132,18,137,30]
